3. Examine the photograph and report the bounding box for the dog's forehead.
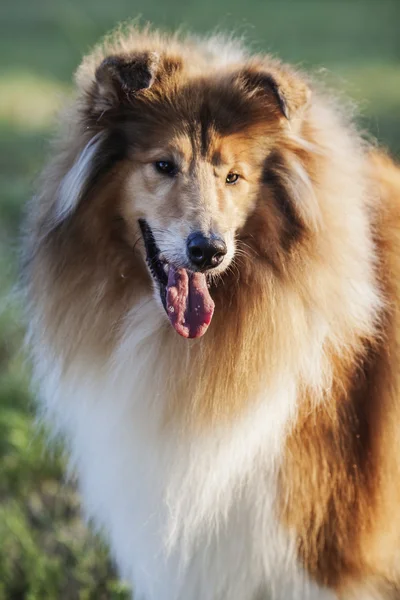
[130,77,276,165]
[170,80,279,163]
[165,125,267,169]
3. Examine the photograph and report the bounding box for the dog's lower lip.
[138,219,168,287]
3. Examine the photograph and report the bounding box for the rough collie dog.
[22,26,400,599]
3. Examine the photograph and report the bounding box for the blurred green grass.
[0,0,399,598]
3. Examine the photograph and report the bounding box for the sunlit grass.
[0,72,71,130]
[325,62,400,115]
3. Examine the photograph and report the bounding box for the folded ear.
[235,64,311,122]
[93,51,160,112]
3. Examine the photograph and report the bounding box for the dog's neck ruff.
[33,296,337,600]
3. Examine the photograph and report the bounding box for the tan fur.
[23,26,400,595]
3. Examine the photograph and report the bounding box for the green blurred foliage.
[0,0,399,598]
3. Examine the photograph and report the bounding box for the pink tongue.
[166,266,215,338]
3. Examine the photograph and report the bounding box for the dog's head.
[52,46,313,339]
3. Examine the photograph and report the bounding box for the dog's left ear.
[235,65,311,122]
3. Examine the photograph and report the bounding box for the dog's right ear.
[93,52,160,112]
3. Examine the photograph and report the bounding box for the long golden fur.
[23,26,400,598]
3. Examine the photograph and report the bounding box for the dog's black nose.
[187,232,227,270]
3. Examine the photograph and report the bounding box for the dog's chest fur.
[37,305,335,600]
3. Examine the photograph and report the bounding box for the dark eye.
[226,172,240,185]
[154,160,178,176]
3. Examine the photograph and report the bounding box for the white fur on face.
[146,219,237,274]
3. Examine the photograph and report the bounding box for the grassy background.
[0,0,399,598]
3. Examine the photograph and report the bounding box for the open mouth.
[138,219,215,339]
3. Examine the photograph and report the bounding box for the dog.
[22,26,400,599]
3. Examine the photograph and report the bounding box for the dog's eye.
[154,160,178,176]
[225,172,240,185]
